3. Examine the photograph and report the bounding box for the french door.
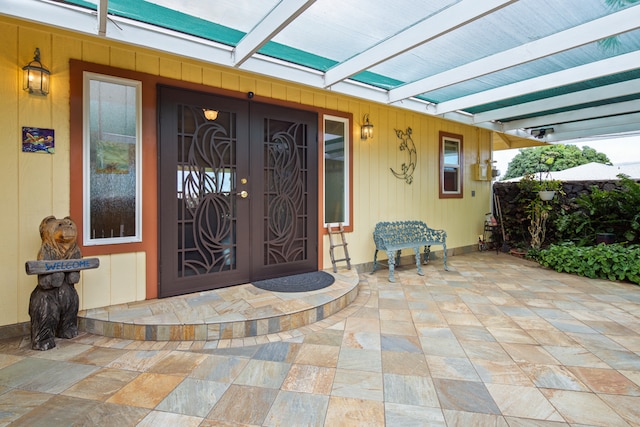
[158,87,318,297]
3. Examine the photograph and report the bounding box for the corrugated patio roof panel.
[7,0,639,144]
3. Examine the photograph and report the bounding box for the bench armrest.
[425,228,446,243]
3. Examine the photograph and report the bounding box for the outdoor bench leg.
[422,245,430,264]
[386,250,397,282]
[414,247,424,276]
[442,243,449,271]
[372,249,379,273]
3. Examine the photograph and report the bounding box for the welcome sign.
[25,258,100,275]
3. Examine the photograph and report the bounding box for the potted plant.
[537,178,563,200]
[518,172,563,200]
[538,190,555,201]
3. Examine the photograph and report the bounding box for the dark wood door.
[158,87,318,297]
[248,102,319,281]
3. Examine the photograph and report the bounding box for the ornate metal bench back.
[373,220,428,249]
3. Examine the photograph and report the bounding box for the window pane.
[443,167,459,192]
[324,116,348,225]
[439,131,463,198]
[85,74,141,244]
[444,140,459,165]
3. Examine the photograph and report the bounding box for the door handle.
[237,190,248,198]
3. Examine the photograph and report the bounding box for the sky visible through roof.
[5,0,639,144]
[493,136,640,179]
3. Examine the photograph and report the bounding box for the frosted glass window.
[83,72,142,245]
[323,115,350,226]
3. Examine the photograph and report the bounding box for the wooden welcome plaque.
[25,258,100,275]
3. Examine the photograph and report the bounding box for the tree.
[501,145,611,180]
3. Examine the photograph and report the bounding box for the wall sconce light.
[23,48,50,96]
[361,113,374,140]
[203,109,219,121]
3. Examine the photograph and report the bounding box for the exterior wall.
[0,15,493,327]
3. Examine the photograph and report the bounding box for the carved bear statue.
[28,216,81,350]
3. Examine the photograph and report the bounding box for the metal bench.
[372,220,448,282]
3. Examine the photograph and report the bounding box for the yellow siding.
[221,72,240,92]
[271,82,287,101]
[321,108,492,270]
[239,76,257,95]
[182,62,203,85]
[82,39,110,65]
[136,52,160,75]
[80,256,111,310]
[255,79,271,98]
[110,253,144,305]
[0,20,20,326]
[0,15,493,327]
[136,252,147,300]
[109,46,136,70]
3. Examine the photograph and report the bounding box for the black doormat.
[252,271,335,293]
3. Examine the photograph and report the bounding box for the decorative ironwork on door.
[159,87,317,297]
[263,119,309,266]
[177,105,237,277]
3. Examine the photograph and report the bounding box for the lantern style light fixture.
[361,113,373,140]
[23,48,50,96]
[203,108,219,121]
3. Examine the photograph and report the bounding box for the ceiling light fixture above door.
[203,109,218,120]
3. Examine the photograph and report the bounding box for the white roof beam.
[323,0,517,88]
[97,0,108,36]
[472,79,640,123]
[107,16,237,66]
[1,0,100,34]
[543,112,640,141]
[435,51,640,115]
[388,3,640,103]
[232,0,315,67]
[502,99,640,131]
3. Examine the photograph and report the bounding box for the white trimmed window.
[323,115,351,227]
[439,131,463,198]
[83,72,142,245]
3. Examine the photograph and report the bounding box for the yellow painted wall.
[328,107,493,271]
[0,16,492,327]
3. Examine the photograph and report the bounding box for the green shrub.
[555,175,640,246]
[536,242,640,284]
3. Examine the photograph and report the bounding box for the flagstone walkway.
[1,251,639,426]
